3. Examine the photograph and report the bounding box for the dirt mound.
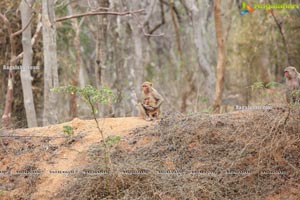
[0,117,150,200]
[57,106,300,200]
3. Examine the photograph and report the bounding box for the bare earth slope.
[0,117,150,200]
[1,108,300,200]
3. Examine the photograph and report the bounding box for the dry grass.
[57,106,300,200]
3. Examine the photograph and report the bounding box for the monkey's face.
[142,85,150,93]
[284,70,290,79]
[284,67,297,80]
[144,98,150,105]
[142,82,152,93]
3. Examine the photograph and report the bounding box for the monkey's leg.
[155,108,162,119]
[149,108,160,121]
[138,103,149,120]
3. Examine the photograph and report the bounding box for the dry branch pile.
[58,106,300,200]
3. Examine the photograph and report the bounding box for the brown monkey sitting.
[138,81,164,121]
[284,66,300,103]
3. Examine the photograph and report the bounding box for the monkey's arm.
[143,104,155,111]
[152,89,164,108]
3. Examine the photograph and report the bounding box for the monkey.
[284,66,300,104]
[138,81,164,121]
[143,96,161,120]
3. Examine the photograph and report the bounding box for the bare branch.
[12,12,35,37]
[148,0,165,34]
[143,0,157,26]
[13,13,42,63]
[132,12,164,37]
[31,13,42,45]
[161,0,181,22]
[268,2,291,65]
[0,13,12,35]
[55,9,145,22]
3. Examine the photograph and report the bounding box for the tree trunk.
[131,15,143,114]
[67,0,82,119]
[94,0,109,117]
[212,0,226,113]
[42,0,59,126]
[20,0,38,127]
[169,0,186,112]
[184,0,216,104]
[2,75,14,127]
[0,14,17,127]
[128,0,145,115]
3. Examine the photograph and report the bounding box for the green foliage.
[51,85,116,111]
[105,135,121,146]
[202,107,213,113]
[291,90,300,96]
[251,81,265,91]
[265,81,282,88]
[63,125,74,136]
[52,85,115,174]
[252,81,282,90]
[198,96,209,103]
[79,31,94,56]
[251,81,283,104]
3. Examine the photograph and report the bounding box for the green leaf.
[251,82,265,90]
[265,81,282,88]
[105,135,121,145]
[63,125,74,136]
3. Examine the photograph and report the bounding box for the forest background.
[1,0,300,128]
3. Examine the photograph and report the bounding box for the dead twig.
[56,9,145,22]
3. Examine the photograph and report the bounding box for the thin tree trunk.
[268,0,291,65]
[42,0,59,126]
[128,0,146,115]
[100,0,110,117]
[168,0,187,112]
[184,0,216,104]
[94,0,109,117]
[67,0,82,118]
[0,14,17,127]
[133,29,144,102]
[2,74,14,127]
[20,0,38,127]
[212,0,226,113]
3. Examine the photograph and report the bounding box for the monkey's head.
[144,97,150,105]
[284,66,298,80]
[142,81,153,93]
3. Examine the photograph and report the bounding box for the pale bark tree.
[0,11,15,127]
[88,0,111,117]
[20,0,38,127]
[169,0,184,110]
[131,26,143,114]
[0,11,33,127]
[169,0,196,113]
[96,0,110,117]
[212,0,226,113]
[111,9,127,117]
[67,0,83,118]
[42,0,59,126]
[184,0,216,104]
[127,0,153,115]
